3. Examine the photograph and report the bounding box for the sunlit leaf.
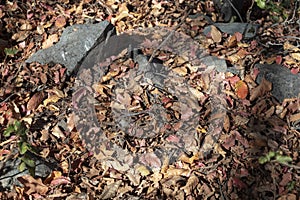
[19,142,29,154]
[210,25,222,43]
[18,162,27,172]
[4,47,18,56]
[275,154,292,164]
[235,80,248,99]
[255,0,266,9]
[259,151,275,164]
[3,124,15,137]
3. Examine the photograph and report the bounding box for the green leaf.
[19,142,28,154]
[18,161,27,171]
[3,124,15,137]
[267,151,275,159]
[275,155,292,164]
[255,0,266,9]
[21,156,36,168]
[259,151,275,164]
[259,156,268,164]
[287,181,295,191]
[4,47,18,56]
[28,166,35,176]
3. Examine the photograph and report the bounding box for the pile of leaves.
[0,0,299,199]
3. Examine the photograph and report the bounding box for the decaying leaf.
[224,35,237,48]
[27,92,44,111]
[55,15,66,28]
[99,180,122,199]
[210,25,222,43]
[42,34,58,49]
[235,80,248,99]
[17,175,48,195]
[250,78,272,101]
[182,175,199,195]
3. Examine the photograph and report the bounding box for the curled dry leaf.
[224,35,237,48]
[289,112,300,122]
[17,175,48,195]
[166,168,190,177]
[27,92,44,111]
[182,175,199,195]
[223,114,230,132]
[42,34,58,49]
[99,180,122,200]
[250,78,272,101]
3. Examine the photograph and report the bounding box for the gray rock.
[203,23,259,39]
[0,158,52,190]
[255,64,300,102]
[26,21,115,74]
[200,55,227,73]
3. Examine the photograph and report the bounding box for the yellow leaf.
[172,67,187,76]
[284,42,300,51]
[136,165,150,176]
[43,95,61,106]
[188,87,205,99]
[291,53,300,61]
[42,34,58,49]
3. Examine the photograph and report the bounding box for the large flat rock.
[255,64,300,102]
[26,21,115,74]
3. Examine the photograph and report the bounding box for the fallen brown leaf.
[17,175,48,195]
[27,92,44,111]
[250,78,272,101]
[210,25,222,43]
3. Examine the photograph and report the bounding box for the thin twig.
[226,0,244,23]
[0,93,18,104]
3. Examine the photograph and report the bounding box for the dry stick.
[226,0,244,23]
[246,0,255,22]
[148,9,191,63]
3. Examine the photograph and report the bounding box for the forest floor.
[0,1,300,199]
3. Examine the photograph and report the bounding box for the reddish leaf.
[234,32,243,42]
[166,134,180,143]
[139,152,161,168]
[279,172,292,187]
[252,67,260,80]
[290,67,299,74]
[232,177,247,189]
[276,55,283,64]
[226,75,240,86]
[235,80,248,99]
[55,16,66,28]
